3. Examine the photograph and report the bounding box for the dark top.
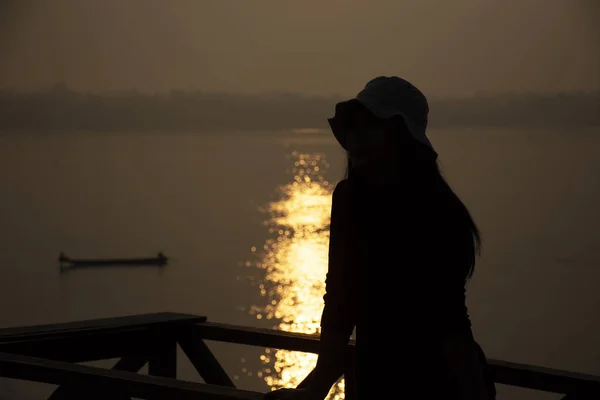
[320,178,491,398]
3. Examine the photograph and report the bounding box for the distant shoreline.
[1,84,598,132]
[2,127,598,138]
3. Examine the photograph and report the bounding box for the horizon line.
[1,82,599,100]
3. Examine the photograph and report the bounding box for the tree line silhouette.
[1,82,598,132]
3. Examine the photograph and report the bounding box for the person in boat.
[264,76,496,399]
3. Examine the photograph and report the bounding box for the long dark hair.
[343,153,482,279]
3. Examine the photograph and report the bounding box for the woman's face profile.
[343,106,398,173]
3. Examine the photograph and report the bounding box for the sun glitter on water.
[248,151,346,399]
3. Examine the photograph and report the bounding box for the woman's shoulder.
[333,179,350,197]
[331,179,351,211]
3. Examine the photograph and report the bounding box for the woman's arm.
[442,334,492,399]
[298,180,357,396]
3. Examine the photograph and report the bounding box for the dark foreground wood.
[0,352,260,400]
[0,312,598,399]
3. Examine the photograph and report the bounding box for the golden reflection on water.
[249,151,345,399]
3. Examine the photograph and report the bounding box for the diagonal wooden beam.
[177,331,235,387]
[0,352,262,400]
[112,355,148,373]
[47,356,148,400]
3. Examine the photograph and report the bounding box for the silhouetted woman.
[264,76,496,399]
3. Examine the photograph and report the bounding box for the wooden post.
[344,348,357,400]
[148,326,177,379]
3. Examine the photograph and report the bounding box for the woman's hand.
[262,387,325,400]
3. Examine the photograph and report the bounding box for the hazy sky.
[1,0,599,97]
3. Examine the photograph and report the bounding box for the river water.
[1,128,599,399]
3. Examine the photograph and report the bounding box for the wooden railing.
[0,312,598,399]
